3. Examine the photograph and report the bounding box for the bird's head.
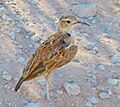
[57,15,89,34]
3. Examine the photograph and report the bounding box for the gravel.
[24,102,40,107]
[99,92,110,99]
[30,34,41,42]
[18,56,26,65]
[97,64,105,71]
[108,78,119,85]
[85,101,93,107]
[88,96,99,104]
[111,54,120,64]
[73,3,97,17]
[2,71,12,81]
[63,81,80,96]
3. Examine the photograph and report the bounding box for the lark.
[14,15,89,99]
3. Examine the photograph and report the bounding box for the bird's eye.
[66,20,71,24]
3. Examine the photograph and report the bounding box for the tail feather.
[14,77,24,92]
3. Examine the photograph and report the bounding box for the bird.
[14,15,89,100]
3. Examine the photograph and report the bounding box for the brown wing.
[21,33,62,80]
[54,45,78,68]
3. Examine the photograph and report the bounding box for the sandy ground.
[0,0,120,107]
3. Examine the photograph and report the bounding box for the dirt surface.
[0,0,120,107]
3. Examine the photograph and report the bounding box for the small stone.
[117,96,120,100]
[96,85,104,91]
[40,26,47,33]
[98,64,105,71]
[85,42,95,50]
[5,58,11,63]
[63,81,80,96]
[108,78,118,85]
[30,34,41,42]
[14,27,21,33]
[107,89,112,95]
[18,56,26,65]
[88,96,99,104]
[36,76,46,86]
[29,0,38,5]
[103,33,110,38]
[10,31,16,40]
[24,102,40,107]
[99,92,110,99]
[85,101,93,107]
[73,3,97,17]
[1,7,10,15]
[57,90,63,95]
[81,33,89,37]
[0,67,4,74]
[2,71,12,81]
[111,54,120,64]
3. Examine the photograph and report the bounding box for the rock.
[24,102,40,107]
[97,64,105,71]
[73,3,97,17]
[10,31,16,40]
[18,56,26,65]
[57,90,63,95]
[30,34,41,42]
[0,66,4,74]
[36,76,46,86]
[103,33,110,38]
[107,89,112,95]
[85,42,95,50]
[85,101,93,107]
[2,71,12,81]
[14,27,21,33]
[88,96,99,104]
[40,26,47,33]
[29,0,38,5]
[81,33,89,37]
[1,7,10,15]
[117,96,120,100]
[5,58,11,63]
[63,81,80,96]
[96,85,105,91]
[99,92,110,99]
[111,54,120,64]
[108,78,118,85]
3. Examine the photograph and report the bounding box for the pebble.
[111,54,120,64]
[36,76,46,86]
[85,42,95,50]
[98,64,105,71]
[81,33,89,37]
[103,33,110,38]
[85,101,93,107]
[1,7,10,15]
[108,78,118,85]
[96,85,105,91]
[0,66,4,74]
[14,27,22,33]
[99,92,110,99]
[107,89,112,95]
[117,96,120,100]
[2,71,12,81]
[10,31,16,40]
[24,102,40,107]
[88,96,99,104]
[30,34,41,42]
[63,81,80,96]
[73,3,97,17]
[18,56,26,65]
[29,0,38,5]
